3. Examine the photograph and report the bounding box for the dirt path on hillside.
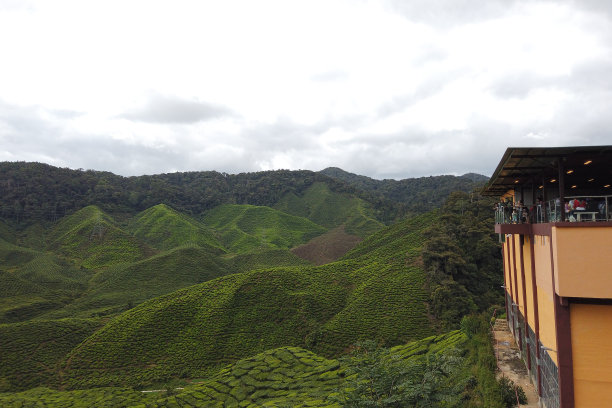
[492,320,539,408]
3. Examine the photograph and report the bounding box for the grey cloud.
[120,93,234,124]
[377,69,462,117]
[571,0,612,19]
[489,72,556,99]
[384,0,518,27]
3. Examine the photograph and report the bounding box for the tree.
[333,341,464,407]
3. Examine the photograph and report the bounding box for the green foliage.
[0,243,90,323]
[460,315,506,408]
[227,248,312,271]
[153,346,345,407]
[497,377,527,408]
[430,280,477,328]
[0,331,476,407]
[0,166,506,405]
[460,315,480,339]
[46,206,153,269]
[202,204,327,252]
[335,340,465,407]
[44,246,232,319]
[0,386,159,407]
[274,182,384,237]
[56,212,437,389]
[0,220,15,244]
[422,191,503,328]
[128,203,224,251]
[0,162,407,226]
[319,167,488,216]
[0,318,101,391]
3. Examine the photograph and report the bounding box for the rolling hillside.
[0,166,505,404]
[0,239,90,323]
[0,318,102,392]
[320,167,488,213]
[202,204,327,253]
[128,204,223,251]
[46,206,154,269]
[0,330,476,407]
[58,212,436,389]
[274,182,384,237]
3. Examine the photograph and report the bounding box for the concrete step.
[493,319,509,331]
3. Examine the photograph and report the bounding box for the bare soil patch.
[291,225,362,265]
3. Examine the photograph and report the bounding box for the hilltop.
[0,162,399,225]
[0,162,482,226]
[319,167,488,213]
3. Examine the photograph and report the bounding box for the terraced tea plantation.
[0,168,504,406]
[0,331,471,407]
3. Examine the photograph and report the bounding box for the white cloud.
[0,0,611,179]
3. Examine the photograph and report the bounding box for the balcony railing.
[495,195,611,224]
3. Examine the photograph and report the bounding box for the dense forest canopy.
[0,162,487,225]
[319,167,488,213]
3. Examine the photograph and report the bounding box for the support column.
[511,235,522,350]
[529,236,542,396]
[549,231,574,408]
[558,160,566,221]
[519,236,531,372]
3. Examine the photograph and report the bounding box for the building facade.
[484,146,612,408]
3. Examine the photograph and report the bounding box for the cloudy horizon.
[1,0,611,180]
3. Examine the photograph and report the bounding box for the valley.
[0,163,508,407]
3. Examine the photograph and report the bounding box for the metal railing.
[494,195,611,224]
[546,195,610,223]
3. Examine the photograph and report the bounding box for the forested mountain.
[319,167,488,213]
[0,162,403,224]
[0,161,509,407]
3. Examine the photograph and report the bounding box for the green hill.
[45,246,232,319]
[0,330,470,407]
[46,206,153,269]
[274,182,383,237]
[225,248,312,271]
[128,204,223,251]
[202,204,327,253]
[0,318,102,392]
[0,220,15,244]
[58,212,436,389]
[0,239,90,323]
[319,167,488,213]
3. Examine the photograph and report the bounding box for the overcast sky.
[1,0,611,179]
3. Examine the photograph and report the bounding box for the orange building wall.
[522,237,535,329]
[571,303,612,408]
[552,226,612,298]
[533,235,554,296]
[536,286,557,364]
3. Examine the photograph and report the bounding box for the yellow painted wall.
[533,235,554,296]
[553,226,612,298]
[571,303,612,408]
[522,236,535,329]
[536,286,557,364]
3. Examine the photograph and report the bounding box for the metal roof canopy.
[482,146,612,197]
